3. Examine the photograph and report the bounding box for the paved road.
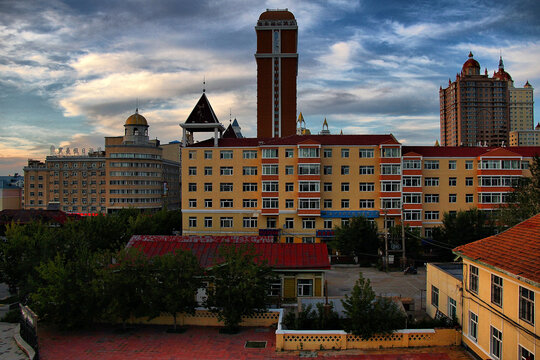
[0,323,27,360]
[326,266,427,312]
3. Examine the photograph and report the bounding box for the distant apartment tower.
[255,9,298,138]
[509,80,534,131]
[440,53,510,147]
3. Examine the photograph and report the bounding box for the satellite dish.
[50,145,55,155]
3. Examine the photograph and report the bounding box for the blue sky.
[1,0,539,174]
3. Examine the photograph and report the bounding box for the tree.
[341,273,406,339]
[332,216,380,264]
[498,155,540,227]
[388,225,422,262]
[204,245,275,333]
[432,208,496,259]
[149,249,202,330]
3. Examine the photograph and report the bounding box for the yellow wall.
[461,259,539,360]
[426,263,463,325]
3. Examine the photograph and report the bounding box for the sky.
[1,0,539,175]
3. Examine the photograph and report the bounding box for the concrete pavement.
[0,323,27,360]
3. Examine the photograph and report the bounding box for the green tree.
[30,247,108,328]
[341,273,406,339]
[149,249,202,330]
[432,208,496,259]
[104,248,151,329]
[204,245,275,333]
[498,155,540,227]
[332,216,380,264]
[388,225,422,262]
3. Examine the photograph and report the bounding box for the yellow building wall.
[426,263,463,325]
[461,259,539,360]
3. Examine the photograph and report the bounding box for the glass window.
[220,183,233,192]
[299,199,320,209]
[243,199,257,208]
[285,149,294,158]
[448,297,457,319]
[262,181,278,192]
[243,166,257,176]
[284,218,294,229]
[359,183,375,192]
[323,148,332,158]
[220,167,233,175]
[298,164,320,175]
[297,279,313,296]
[469,312,478,342]
[220,199,233,208]
[431,285,439,307]
[204,217,213,228]
[424,177,439,186]
[285,183,294,192]
[449,194,457,203]
[204,150,212,159]
[519,286,535,324]
[424,194,439,203]
[424,160,439,169]
[425,211,439,220]
[323,199,332,208]
[188,183,197,192]
[243,150,257,159]
[490,326,502,360]
[341,165,350,175]
[243,217,258,228]
[359,149,374,158]
[220,217,233,228]
[449,177,457,186]
[341,199,349,208]
[323,166,332,175]
[341,182,349,192]
[403,193,421,204]
[302,218,316,229]
[262,148,278,158]
[465,160,473,170]
[341,149,349,158]
[403,160,421,169]
[323,219,333,229]
[469,265,479,293]
[189,167,197,175]
[299,181,319,192]
[262,164,279,175]
[323,182,332,192]
[381,147,400,158]
[220,150,233,159]
[381,164,401,175]
[359,199,374,208]
[519,346,535,360]
[204,183,213,192]
[359,166,374,175]
[285,199,294,208]
[204,199,212,208]
[262,198,279,209]
[449,160,456,170]
[491,274,503,307]
[299,148,319,158]
[188,217,197,227]
[204,167,212,176]
[188,199,196,207]
[285,166,294,175]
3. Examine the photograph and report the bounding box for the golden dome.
[125,110,148,126]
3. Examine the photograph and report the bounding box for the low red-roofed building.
[127,235,330,301]
[428,214,539,360]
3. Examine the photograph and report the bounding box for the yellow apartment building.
[453,214,539,360]
[426,263,463,326]
[510,81,534,132]
[510,124,540,146]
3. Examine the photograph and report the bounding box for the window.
[204,150,212,159]
[469,312,478,342]
[297,279,313,296]
[323,219,333,229]
[243,217,258,228]
[359,199,374,208]
[491,274,503,307]
[449,194,457,203]
[220,199,233,208]
[188,151,196,159]
[341,199,349,208]
[323,182,332,192]
[341,182,349,192]
[188,167,197,175]
[188,217,197,227]
[449,160,456,170]
[243,183,257,192]
[381,164,401,175]
[220,183,233,192]
[381,181,400,192]
[262,198,279,209]
[466,177,473,186]
[341,149,349,158]
[341,218,350,227]
[243,166,257,176]
[323,148,332,158]
[381,147,400,157]
[323,199,332,208]
[323,166,332,175]
[298,164,320,175]
[448,297,457,319]
[243,199,257,208]
[403,176,421,187]
[285,237,294,244]
[189,199,197,207]
[299,181,319,192]
[204,183,213,192]
[220,217,233,228]
[299,148,319,158]
[403,193,421,204]
[519,346,535,360]
[404,210,422,221]
[266,217,277,228]
[403,160,421,169]
[469,265,479,293]
[424,177,439,186]
[359,149,374,158]
[424,160,439,169]
[381,198,401,209]
[204,217,213,228]
[425,211,439,220]
[299,199,320,209]
[220,150,233,159]
[285,165,294,175]
[359,166,374,175]
[204,199,212,208]
[424,194,439,203]
[188,183,197,192]
[285,199,294,208]
[490,326,502,360]
[262,181,278,192]
[204,167,213,176]
[269,280,281,297]
[285,183,294,192]
[284,218,294,229]
[519,286,535,324]
[359,182,375,191]
[220,167,233,175]
[302,218,316,229]
[465,160,473,170]
[285,149,294,158]
[341,165,350,175]
[431,286,439,307]
[465,194,473,203]
[262,164,278,175]
[262,148,278,158]
[449,177,457,186]
[243,150,257,159]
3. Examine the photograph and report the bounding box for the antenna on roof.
[203,76,206,93]
[136,98,139,113]
[229,108,232,124]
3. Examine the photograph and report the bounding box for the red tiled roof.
[479,148,521,158]
[403,146,540,158]
[126,236,330,270]
[454,213,540,285]
[128,235,274,244]
[0,209,80,225]
[403,151,422,157]
[188,134,399,148]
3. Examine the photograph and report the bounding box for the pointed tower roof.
[185,93,219,124]
[222,124,238,139]
[524,80,532,88]
[434,139,440,147]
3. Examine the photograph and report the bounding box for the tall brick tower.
[255,9,298,138]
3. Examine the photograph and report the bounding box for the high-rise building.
[440,53,534,147]
[255,9,298,138]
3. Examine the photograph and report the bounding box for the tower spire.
[203,76,206,93]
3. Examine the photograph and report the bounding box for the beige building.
[510,123,540,146]
[23,111,180,214]
[426,263,463,326]
[0,176,23,210]
[510,81,534,131]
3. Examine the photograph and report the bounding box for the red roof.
[128,235,274,244]
[403,146,540,158]
[0,209,80,226]
[126,236,330,270]
[479,147,521,158]
[188,134,399,148]
[454,214,540,285]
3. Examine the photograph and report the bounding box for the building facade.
[0,175,23,210]
[23,111,180,214]
[426,263,463,326]
[510,123,540,146]
[255,9,298,138]
[181,132,539,242]
[440,53,534,147]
